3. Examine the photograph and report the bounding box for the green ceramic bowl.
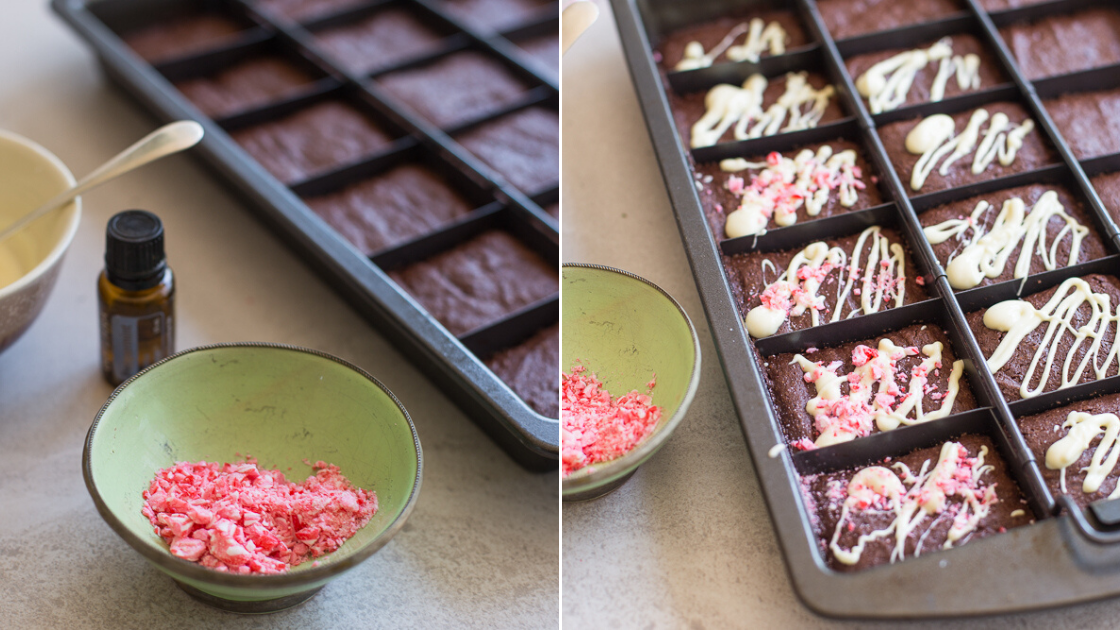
[84,343,422,613]
[562,264,700,501]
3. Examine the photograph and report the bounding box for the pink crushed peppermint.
[561,365,661,477]
[142,459,377,574]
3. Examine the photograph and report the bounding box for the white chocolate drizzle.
[792,338,964,447]
[856,37,981,114]
[1046,411,1120,498]
[829,442,997,565]
[691,72,836,148]
[718,146,867,238]
[904,108,1035,191]
[983,277,1120,399]
[745,226,905,339]
[675,19,788,71]
[923,190,1088,290]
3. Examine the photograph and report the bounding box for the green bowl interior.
[562,266,698,478]
[88,345,419,577]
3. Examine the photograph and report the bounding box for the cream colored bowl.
[0,130,80,352]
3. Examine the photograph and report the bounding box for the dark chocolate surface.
[979,0,1048,9]
[314,8,445,76]
[1091,171,1120,228]
[232,100,395,184]
[389,230,558,336]
[436,0,552,32]
[456,107,559,193]
[694,138,883,241]
[919,183,1107,289]
[515,33,559,79]
[667,71,844,148]
[305,164,475,255]
[486,324,559,418]
[725,226,927,339]
[1044,87,1120,160]
[1019,392,1120,509]
[375,51,530,128]
[175,56,314,119]
[878,101,1055,196]
[999,8,1120,80]
[845,34,1004,111]
[817,0,963,41]
[254,0,365,21]
[766,323,973,444]
[654,9,808,72]
[801,434,1032,572]
[968,274,1120,402]
[124,14,243,63]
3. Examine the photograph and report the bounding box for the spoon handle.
[562,1,599,54]
[0,120,204,244]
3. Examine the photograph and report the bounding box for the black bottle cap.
[105,210,166,286]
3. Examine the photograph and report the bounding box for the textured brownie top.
[654,9,808,72]
[175,57,314,119]
[515,33,559,79]
[1019,392,1120,509]
[1044,87,1120,160]
[845,34,1004,113]
[314,8,444,76]
[232,100,394,184]
[968,274,1120,402]
[979,0,1048,9]
[693,139,882,241]
[254,0,365,21]
[436,0,551,32]
[456,107,559,193]
[305,164,475,255]
[920,183,1107,290]
[766,323,974,447]
[389,230,558,335]
[1000,8,1120,80]
[1091,171,1120,227]
[801,435,1032,572]
[486,324,559,418]
[668,71,843,149]
[124,15,243,63]
[817,0,963,41]
[376,51,529,128]
[726,226,928,340]
[878,101,1054,196]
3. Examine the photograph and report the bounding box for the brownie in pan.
[668,71,843,149]
[967,274,1120,403]
[254,0,367,21]
[123,13,244,63]
[766,323,974,447]
[999,7,1120,80]
[878,101,1054,196]
[653,8,808,73]
[1044,87,1120,160]
[726,226,928,340]
[455,106,559,194]
[919,183,1108,290]
[174,56,316,119]
[816,0,964,41]
[1091,171,1120,226]
[845,34,1004,114]
[485,324,559,418]
[800,434,1033,572]
[693,138,882,240]
[313,8,446,76]
[1018,392,1120,509]
[435,0,552,33]
[514,33,559,79]
[978,0,1049,9]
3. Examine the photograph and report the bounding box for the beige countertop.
[0,3,556,628]
[560,3,1120,627]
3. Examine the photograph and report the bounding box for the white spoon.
[562,1,600,54]
[0,120,205,244]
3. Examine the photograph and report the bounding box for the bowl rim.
[0,129,81,300]
[82,341,424,588]
[561,263,702,494]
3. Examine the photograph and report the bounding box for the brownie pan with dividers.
[613,0,1120,616]
[52,0,559,470]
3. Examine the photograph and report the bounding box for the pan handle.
[1059,494,1120,545]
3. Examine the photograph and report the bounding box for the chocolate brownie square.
[314,8,445,76]
[1000,8,1120,80]
[514,33,559,79]
[817,0,963,40]
[486,324,559,417]
[175,57,315,119]
[435,0,552,32]
[1044,88,1120,160]
[124,14,244,63]
[455,107,558,193]
[254,0,366,21]
[1091,171,1120,226]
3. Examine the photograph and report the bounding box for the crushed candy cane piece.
[562,365,661,477]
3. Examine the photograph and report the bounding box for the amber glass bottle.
[98,210,175,386]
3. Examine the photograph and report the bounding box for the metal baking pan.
[612,0,1120,616]
[52,0,559,470]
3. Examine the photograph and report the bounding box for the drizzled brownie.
[486,324,559,418]
[314,8,444,76]
[124,14,244,63]
[1044,87,1120,160]
[919,183,1107,290]
[455,107,559,194]
[801,435,1033,572]
[816,0,963,40]
[967,274,1120,403]
[175,57,315,119]
[653,9,808,73]
[1091,171,1120,226]
[878,101,1055,196]
[999,8,1120,80]
[693,138,883,241]
[766,323,975,446]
